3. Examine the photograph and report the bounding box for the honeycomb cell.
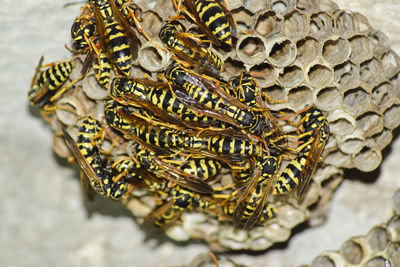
[223,57,245,78]
[244,0,266,13]
[296,37,321,66]
[393,189,400,215]
[254,10,282,37]
[138,42,170,72]
[371,82,394,110]
[310,252,345,267]
[141,11,163,38]
[322,36,351,66]
[283,10,308,40]
[368,30,390,58]
[356,111,383,137]
[333,10,356,36]
[237,35,267,65]
[327,110,356,136]
[381,50,400,79]
[334,61,360,92]
[384,104,400,130]
[53,131,73,159]
[309,11,335,40]
[367,227,389,252]
[325,150,353,169]
[360,58,385,88]
[340,239,365,265]
[288,86,313,111]
[250,63,277,87]
[263,222,291,243]
[231,7,254,31]
[270,0,295,15]
[81,74,109,100]
[353,146,382,172]
[263,84,287,103]
[365,257,390,267]
[278,65,304,88]
[276,204,306,229]
[387,216,400,242]
[351,12,372,33]
[390,73,400,99]
[337,131,364,155]
[265,37,297,67]
[315,86,341,111]
[305,62,333,88]
[372,129,393,151]
[386,244,400,267]
[342,87,369,116]
[349,35,374,65]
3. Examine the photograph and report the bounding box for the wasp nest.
[300,188,400,267]
[30,0,400,253]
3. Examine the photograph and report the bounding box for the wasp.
[71,15,97,53]
[110,77,220,127]
[144,185,217,229]
[164,62,266,135]
[88,0,139,76]
[272,107,329,198]
[232,145,282,229]
[221,201,277,224]
[135,146,215,194]
[28,57,83,114]
[159,22,222,76]
[62,116,128,200]
[173,0,237,47]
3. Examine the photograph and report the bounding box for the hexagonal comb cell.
[254,10,282,37]
[381,50,400,79]
[349,35,374,64]
[138,43,170,72]
[322,36,351,66]
[296,37,321,66]
[356,111,384,137]
[237,35,267,65]
[283,10,308,41]
[340,239,365,265]
[270,0,296,15]
[309,11,335,40]
[288,86,312,111]
[366,227,389,252]
[250,63,277,87]
[305,62,334,88]
[334,61,360,92]
[371,82,394,110]
[278,65,304,88]
[231,7,254,31]
[315,86,341,111]
[342,87,370,116]
[265,37,297,67]
[360,58,385,88]
[353,146,382,172]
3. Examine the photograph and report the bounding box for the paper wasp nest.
[301,188,400,267]
[45,0,400,252]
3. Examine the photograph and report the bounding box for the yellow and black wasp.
[28,56,83,117]
[159,22,223,77]
[144,185,217,230]
[173,0,237,47]
[164,61,266,135]
[85,0,140,77]
[232,145,282,229]
[273,107,329,198]
[62,116,128,200]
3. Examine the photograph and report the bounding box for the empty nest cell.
[254,10,282,37]
[236,34,267,65]
[296,37,321,66]
[349,35,374,65]
[315,86,341,111]
[309,11,335,40]
[283,10,308,40]
[305,62,333,88]
[333,61,360,92]
[322,36,351,66]
[340,238,365,265]
[265,37,297,67]
[278,65,304,88]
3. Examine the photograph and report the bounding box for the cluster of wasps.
[28,0,330,231]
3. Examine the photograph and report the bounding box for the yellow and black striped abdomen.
[272,152,308,195]
[93,52,112,88]
[195,0,231,46]
[205,136,260,160]
[37,62,74,91]
[181,158,222,179]
[104,19,132,76]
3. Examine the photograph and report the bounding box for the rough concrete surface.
[1,0,400,266]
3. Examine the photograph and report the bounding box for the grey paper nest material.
[37,0,400,252]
